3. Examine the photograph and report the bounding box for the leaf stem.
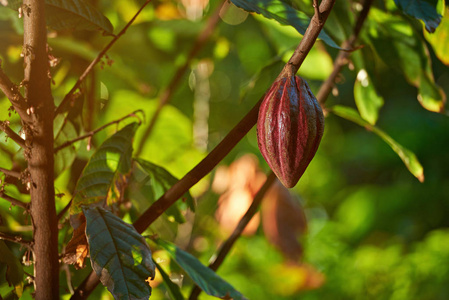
[54,0,152,116]
[188,172,277,300]
[316,0,374,104]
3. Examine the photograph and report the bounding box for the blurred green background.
[0,0,449,299]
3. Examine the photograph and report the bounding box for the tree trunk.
[23,0,59,298]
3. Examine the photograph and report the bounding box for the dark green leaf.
[135,158,195,223]
[70,123,138,215]
[394,0,441,32]
[0,241,24,297]
[354,70,384,125]
[154,262,184,300]
[155,239,247,300]
[229,0,339,48]
[84,206,155,300]
[4,0,114,34]
[331,105,425,182]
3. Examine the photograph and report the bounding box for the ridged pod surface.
[257,75,324,188]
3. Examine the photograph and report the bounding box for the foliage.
[0,0,448,299]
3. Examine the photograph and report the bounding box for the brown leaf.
[63,214,88,269]
[261,180,307,262]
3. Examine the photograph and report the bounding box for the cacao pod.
[257,75,324,188]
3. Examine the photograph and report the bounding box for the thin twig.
[54,0,152,116]
[0,190,29,209]
[0,65,29,122]
[0,121,27,149]
[0,232,33,249]
[316,0,374,104]
[0,167,21,179]
[54,110,143,153]
[189,172,277,300]
[134,0,226,156]
[70,1,336,298]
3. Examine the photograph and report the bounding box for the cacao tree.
[0,0,448,299]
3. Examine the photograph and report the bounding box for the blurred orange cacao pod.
[257,75,324,188]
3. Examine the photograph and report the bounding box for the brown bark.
[23,0,59,299]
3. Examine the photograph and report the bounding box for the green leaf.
[0,241,24,297]
[84,206,155,300]
[154,262,185,300]
[366,8,446,113]
[70,123,138,215]
[331,105,425,182]
[135,158,195,223]
[394,0,441,32]
[354,69,384,125]
[425,7,449,65]
[155,239,247,300]
[4,0,114,34]
[229,0,339,48]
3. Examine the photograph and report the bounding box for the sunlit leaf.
[0,241,24,297]
[84,206,155,300]
[425,7,449,65]
[155,239,248,300]
[154,261,184,300]
[70,122,138,215]
[134,158,195,223]
[394,0,441,32]
[229,0,339,48]
[4,0,114,34]
[331,105,425,182]
[354,69,384,125]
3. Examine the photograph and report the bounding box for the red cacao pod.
[257,75,324,188]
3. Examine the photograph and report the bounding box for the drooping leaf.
[135,158,195,224]
[155,239,247,300]
[84,206,155,300]
[425,7,449,65]
[261,180,307,262]
[229,0,339,48]
[4,0,114,34]
[331,105,425,182]
[366,8,446,113]
[154,261,185,300]
[354,69,384,125]
[0,240,24,297]
[63,215,89,269]
[70,122,138,215]
[393,0,442,32]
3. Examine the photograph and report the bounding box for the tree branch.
[54,0,152,116]
[0,121,27,149]
[134,0,225,156]
[316,0,374,104]
[0,232,33,249]
[0,167,21,179]
[189,172,277,300]
[0,64,30,122]
[70,0,336,298]
[54,110,143,153]
[0,190,29,209]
